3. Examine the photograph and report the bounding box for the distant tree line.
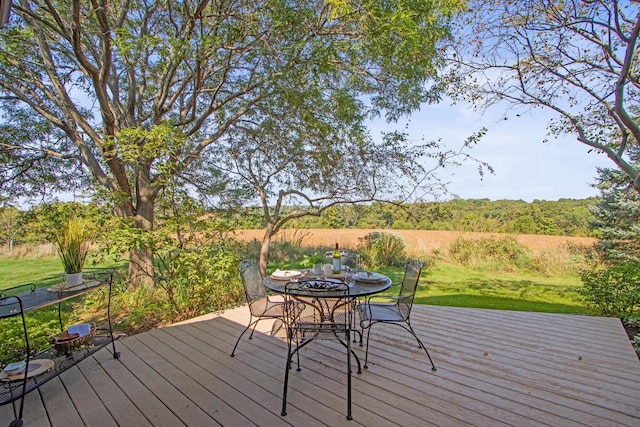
[227,198,601,237]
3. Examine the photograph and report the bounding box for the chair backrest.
[240,262,268,304]
[397,260,423,320]
[283,280,351,340]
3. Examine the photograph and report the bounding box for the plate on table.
[2,360,26,375]
[270,269,303,281]
[353,271,385,283]
[0,359,55,382]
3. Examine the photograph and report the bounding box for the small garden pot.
[66,273,83,286]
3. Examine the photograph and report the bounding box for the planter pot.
[66,273,83,286]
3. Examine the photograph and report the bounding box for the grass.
[273,260,592,315]
[0,258,67,290]
[417,262,593,314]
[0,257,125,291]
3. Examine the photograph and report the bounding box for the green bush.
[359,232,406,267]
[152,235,245,323]
[579,263,640,318]
[448,236,534,272]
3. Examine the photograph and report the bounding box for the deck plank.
[1,305,638,427]
[59,366,118,427]
[38,376,84,427]
[76,354,152,427]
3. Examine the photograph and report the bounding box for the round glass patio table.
[263,270,392,297]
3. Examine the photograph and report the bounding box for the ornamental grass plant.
[52,217,95,274]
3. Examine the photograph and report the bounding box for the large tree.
[447,0,640,193]
[0,0,464,287]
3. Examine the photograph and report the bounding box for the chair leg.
[281,341,294,416]
[248,320,260,339]
[406,322,437,371]
[363,321,437,372]
[230,316,258,357]
[346,330,353,420]
[363,322,374,369]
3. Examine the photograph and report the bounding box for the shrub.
[448,236,533,271]
[152,235,245,323]
[579,263,640,318]
[359,232,406,267]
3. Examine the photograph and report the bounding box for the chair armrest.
[248,292,269,299]
[362,294,396,304]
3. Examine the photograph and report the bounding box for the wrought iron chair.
[230,262,284,357]
[281,279,360,420]
[358,260,437,371]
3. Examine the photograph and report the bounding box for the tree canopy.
[0,0,466,286]
[447,0,640,193]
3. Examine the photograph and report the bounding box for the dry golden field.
[235,229,596,257]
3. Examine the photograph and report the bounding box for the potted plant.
[302,252,325,274]
[52,217,95,286]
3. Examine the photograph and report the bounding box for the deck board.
[1,305,639,426]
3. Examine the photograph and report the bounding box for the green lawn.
[0,258,125,291]
[0,258,66,290]
[416,262,592,314]
[275,260,592,315]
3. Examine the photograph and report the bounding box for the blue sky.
[372,100,612,202]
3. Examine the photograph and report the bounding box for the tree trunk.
[125,175,156,290]
[128,246,154,291]
[259,227,274,278]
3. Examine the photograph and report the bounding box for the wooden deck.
[1,305,639,426]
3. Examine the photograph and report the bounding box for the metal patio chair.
[230,262,284,357]
[281,279,360,420]
[358,260,437,371]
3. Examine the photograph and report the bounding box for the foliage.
[300,252,325,268]
[247,198,599,237]
[582,153,640,319]
[154,239,244,323]
[0,0,466,287]
[0,295,87,365]
[449,236,534,272]
[358,232,407,268]
[52,217,96,274]
[0,205,24,253]
[579,263,640,319]
[590,157,640,264]
[101,192,246,322]
[447,0,640,193]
